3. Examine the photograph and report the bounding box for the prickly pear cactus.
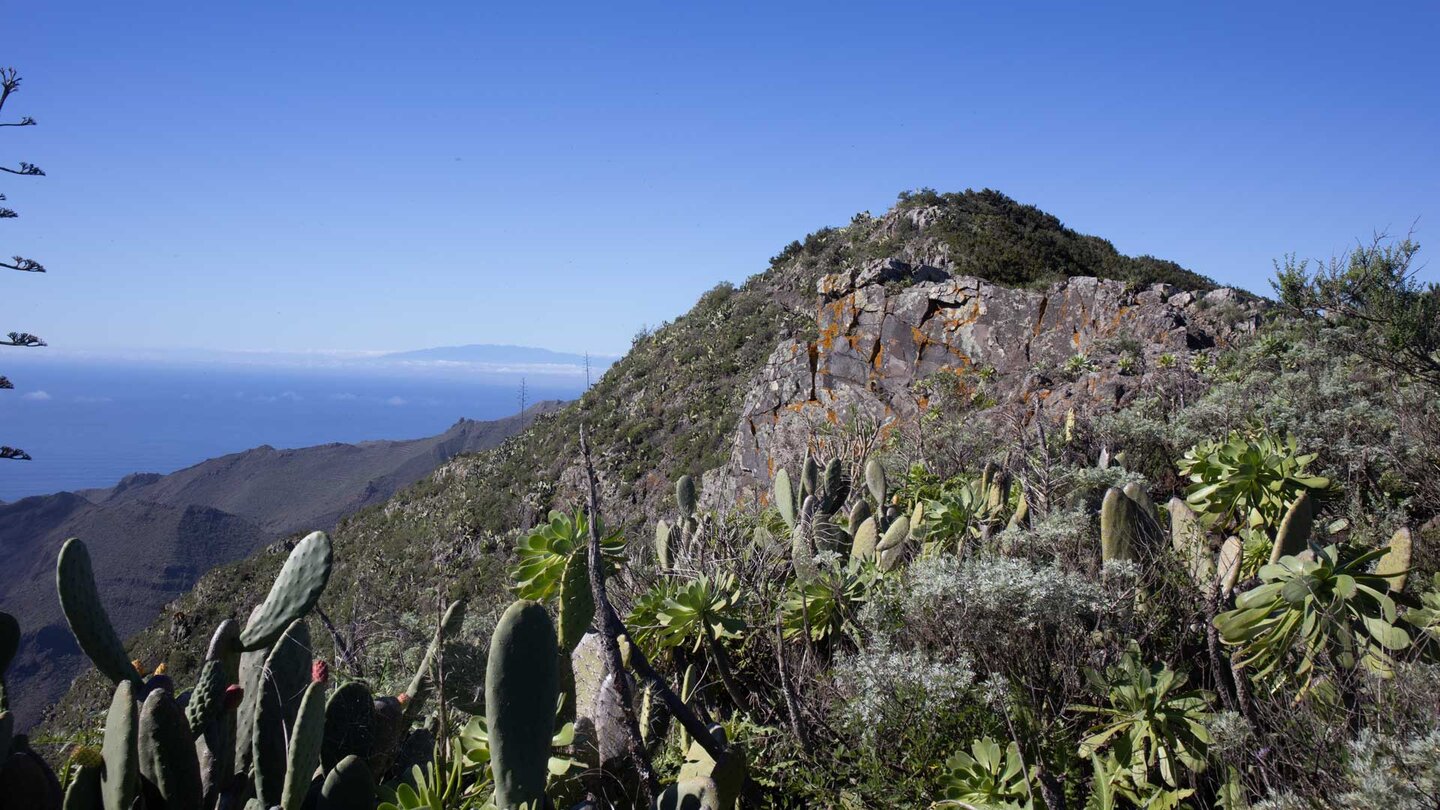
[281,681,327,810]
[800,455,819,501]
[1100,487,1140,563]
[656,777,721,810]
[850,517,879,563]
[101,680,139,810]
[62,754,102,810]
[876,516,911,572]
[559,552,594,657]
[676,475,698,519]
[266,619,314,728]
[1217,535,1244,597]
[654,520,674,569]
[676,725,744,810]
[317,754,374,810]
[186,620,240,738]
[820,458,847,513]
[848,500,872,538]
[252,673,289,806]
[137,687,203,810]
[865,458,887,508]
[321,680,375,774]
[1167,498,1212,586]
[1376,527,1413,592]
[0,740,62,810]
[1269,492,1313,565]
[240,530,333,651]
[486,600,559,810]
[774,469,796,530]
[55,538,142,686]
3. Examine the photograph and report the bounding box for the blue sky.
[4,1,1436,356]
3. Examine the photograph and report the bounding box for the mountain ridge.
[0,401,561,727]
[37,188,1248,736]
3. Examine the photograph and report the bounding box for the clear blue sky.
[5,1,1437,356]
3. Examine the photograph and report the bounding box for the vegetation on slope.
[22,190,1321,809]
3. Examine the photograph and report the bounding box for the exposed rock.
[720,270,1265,506]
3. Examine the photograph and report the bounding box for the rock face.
[715,264,1263,505]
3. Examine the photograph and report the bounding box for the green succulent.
[1072,649,1213,788]
[937,737,1040,809]
[1178,431,1331,531]
[377,751,469,810]
[627,580,681,652]
[1403,572,1440,644]
[455,712,580,790]
[1214,544,1411,694]
[512,509,626,602]
[653,574,747,653]
[781,563,874,643]
[1083,740,1196,810]
[923,485,984,554]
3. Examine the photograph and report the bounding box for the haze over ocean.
[0,356,583,501]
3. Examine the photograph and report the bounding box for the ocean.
[0,356,582,501]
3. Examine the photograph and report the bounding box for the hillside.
[36,189,1234,730]
[0,402,557,727]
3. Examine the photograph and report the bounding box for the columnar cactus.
[486,600,560,809]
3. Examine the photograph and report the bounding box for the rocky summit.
[723,261,1262,504]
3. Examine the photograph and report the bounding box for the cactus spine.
[486,600,560,809]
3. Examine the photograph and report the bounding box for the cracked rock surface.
[710,267,1264,507]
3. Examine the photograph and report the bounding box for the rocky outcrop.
[714,265,1264,505]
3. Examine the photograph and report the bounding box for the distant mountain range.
[384,344,619,367]
[28,343,619,378]
[0,401,561,727]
